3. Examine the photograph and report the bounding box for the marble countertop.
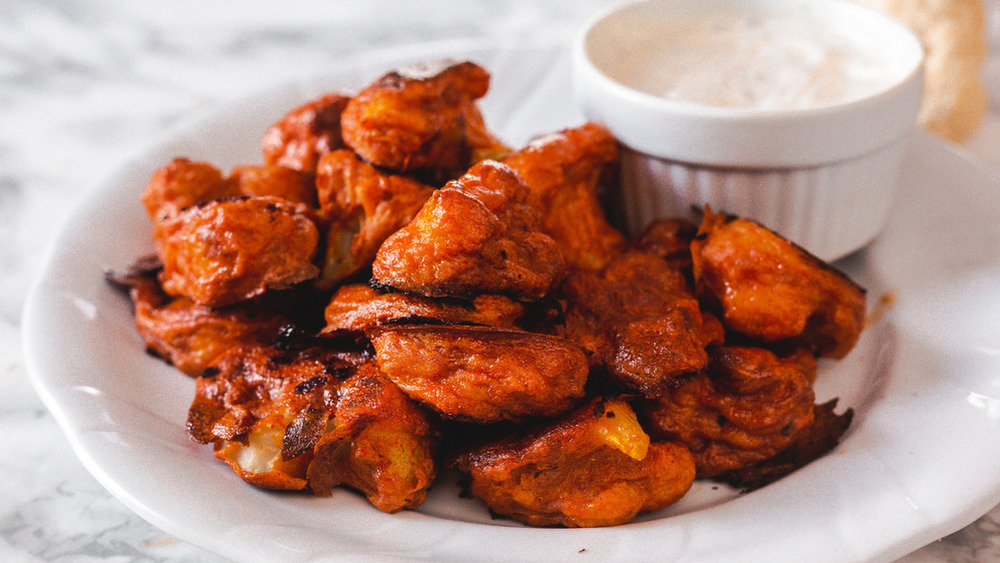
[4,1,1000,560]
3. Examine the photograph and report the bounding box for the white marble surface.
[4,1,1000,561]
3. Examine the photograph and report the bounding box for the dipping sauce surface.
[588,6,917,110]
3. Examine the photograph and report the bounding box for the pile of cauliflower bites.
[108,60,863,528]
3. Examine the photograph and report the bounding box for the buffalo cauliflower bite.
[368,324,588,423]
[307,363,438,513]
[141,157,238,221]
[314,149,435,287]
[502,123,625,271]
[691,209,867,358]
[639,345,817,478]
[106,258,290,377]
[454,398,696,527]
[560,249,716,398]
[341,60,508,176]
[153,196,320,307]
[187,345,437,512]
[261,92,350,173]
[372,160,565,300]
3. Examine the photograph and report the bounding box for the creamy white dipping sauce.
[605,11,911,110]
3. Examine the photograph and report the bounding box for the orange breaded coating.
[261,92,350,172]
[307,363,437,513]
[368,324,588,423]
[640,346,816,478]
[341,60,508,174]
[714,398,853,491]
[106,258,289,377]
[141,157,238,221]
[691,209,866,358]
[561,249,714,397]
[502,123,626,271]
[154,196,320,307]
[372,160,565,300]
[321,284,524,333]
[188,346,436,512]
[187,344,357,490]
[454,398,695,527]
[228,164,318,208]
[314,149,434,287]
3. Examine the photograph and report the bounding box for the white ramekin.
[572,0,925,261]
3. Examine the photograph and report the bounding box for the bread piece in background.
[853,0,988,143]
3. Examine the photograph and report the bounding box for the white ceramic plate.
[23,40,1000,563]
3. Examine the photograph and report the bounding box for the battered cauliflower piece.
[372,160,565,300]
[691,208,866,358]
[307,363,438,513]
[341,60,509,176]
[261,92,350,172]
[188,345,437,512]
[502,123,625,271]
[640,346,817,478]
[106,257,290,377]
[314,149,434,287]
[321,284,525,333]
[187,344,355,490]
[454,398,696,527]
[153,196,320,307]
[141,157,238,221]
[368,324,588,423]
[560,249,716,398]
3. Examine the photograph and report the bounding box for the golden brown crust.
[368,324,588,423]
[372,160,565,300]
[261,92,350,173]
[639,346,817,478]
[341,60,507,174]
[314,149,434,287]
[502,123,626,270]
[560,249,710,397]
[141,158,238,221]
[690,208,866,358]
[154,196,320,307]
[454,398,695,527]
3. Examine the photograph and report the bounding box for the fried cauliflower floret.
[227,164,318,208]
[341,60,509,175]
[307,363,437,513]
[691,208,866,358]
[153,196,320,307]
[561,249,715,397]
[368,324,588,423]
[314,149,434,287]
[321,284,525,333]
[187,345,436,512]
[714,398,854,490]
[261,92,350,173]
[105,258,290,376]
[454,398,695,527]
[639,346,817,478]
[186,344,354,490]
[502,123,625,270]
[372,160,565,300]
[141,157,239,221]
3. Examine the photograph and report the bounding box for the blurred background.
[2,1,999,560]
